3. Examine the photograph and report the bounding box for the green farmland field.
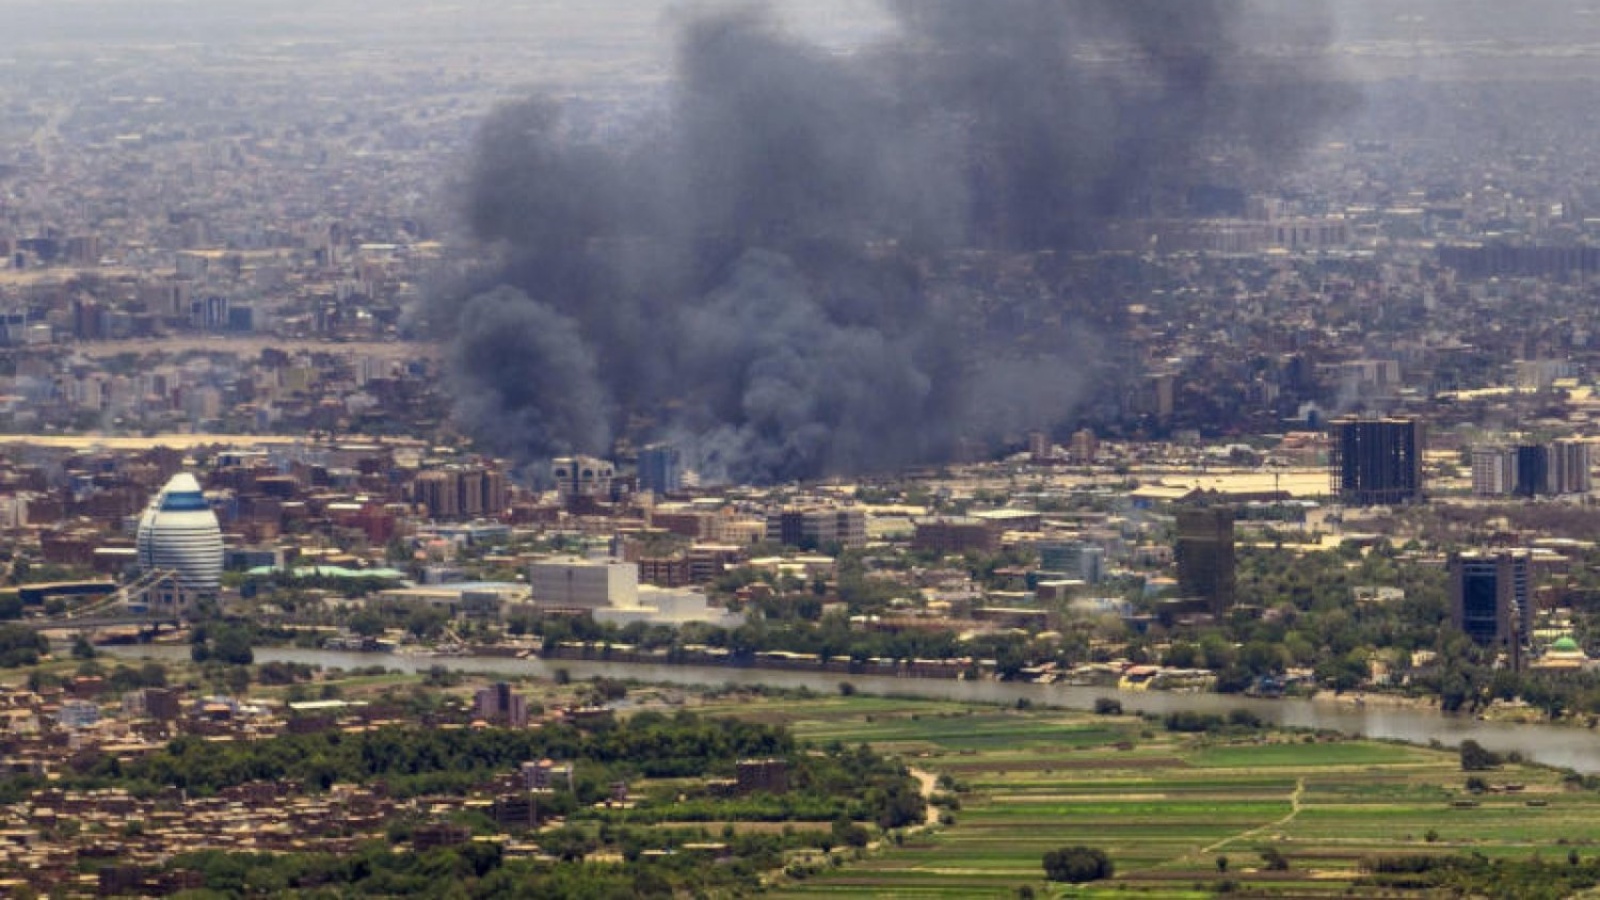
[696,693,1600,898]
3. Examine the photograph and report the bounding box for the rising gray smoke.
[437,1,1353,483]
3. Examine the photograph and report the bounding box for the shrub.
[1093,697,1123,716]
[1459,740,1503,772]
[1043,846,1114,883]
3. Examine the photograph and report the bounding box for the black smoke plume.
[436,1,1353,483]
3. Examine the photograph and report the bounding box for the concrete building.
[552,456,614,505]
[474,682,528,727]
[528,558,638,609]
[912,517,998,555]
[1329,418,1423,506]
[1037,540,1105,585]
[1472,446,1517,497]
[1477,440,1592,497]
[57,700,100,730]
[765,507,866,550]
[413,467,507,520]
[1549,439,1593,495]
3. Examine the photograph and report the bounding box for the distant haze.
[8,1,1600,47]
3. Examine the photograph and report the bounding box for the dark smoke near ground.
[437,1,1354,484]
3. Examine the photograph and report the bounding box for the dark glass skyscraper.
[636,444,682,495]
[1450,550,1531,666]
[1175,505,1236,616]
[1515,444,1549,498]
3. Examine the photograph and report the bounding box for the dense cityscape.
[13,1,1600,897]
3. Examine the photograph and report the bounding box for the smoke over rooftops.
[433,1,1355,484]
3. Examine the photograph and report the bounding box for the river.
[107,645,1600,774]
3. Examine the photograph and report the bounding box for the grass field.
[695,693,1600,898]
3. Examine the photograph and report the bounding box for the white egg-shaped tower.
[136,473,223,597]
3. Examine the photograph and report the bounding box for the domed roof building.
[136,473,223,598]
[1531,634,1592,673]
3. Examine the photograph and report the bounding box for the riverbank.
[102,644,1600,774]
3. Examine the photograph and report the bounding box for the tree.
[1043,846,1113,883]
[831,816,869,849]
[349,609,386,638]
[1459,739,1503,772]
[211,626,255,666]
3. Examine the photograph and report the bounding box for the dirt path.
[910,767,941,827]
[1202,776,1305,854]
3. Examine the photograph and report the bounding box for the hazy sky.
[6,1,1600,50]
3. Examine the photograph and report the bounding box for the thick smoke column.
[437,1,1352,483]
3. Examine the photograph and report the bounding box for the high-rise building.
[1329,418,1423,506]
[1515,444,1549,497]
[474,682,528,727]
[413,470,460,519]
[1174,506,1235,616]
[1549,440,1593,495]
[135,473,223,599]
[1473,440,1591,497]
[1472,446,1517,497]
[1070,429,1099,464]
[552,456,614,505]
[1450,551,1531,665]
[1027,431,1051,463]
[636,444,682,495]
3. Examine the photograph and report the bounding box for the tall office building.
[1329,418,1423,506]
[636,444,682,495]
[1471,446,1517,497]
[1515,444,1550,497]
[1549,439,1593,495]
[135,473,224,599]
[1450,550,1531,664]
[1473,440,1591,497]
[1174,506,1236,616]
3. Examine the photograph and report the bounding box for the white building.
[135,473,224,598]
[594,586,745,630]
[528,557,638,609]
